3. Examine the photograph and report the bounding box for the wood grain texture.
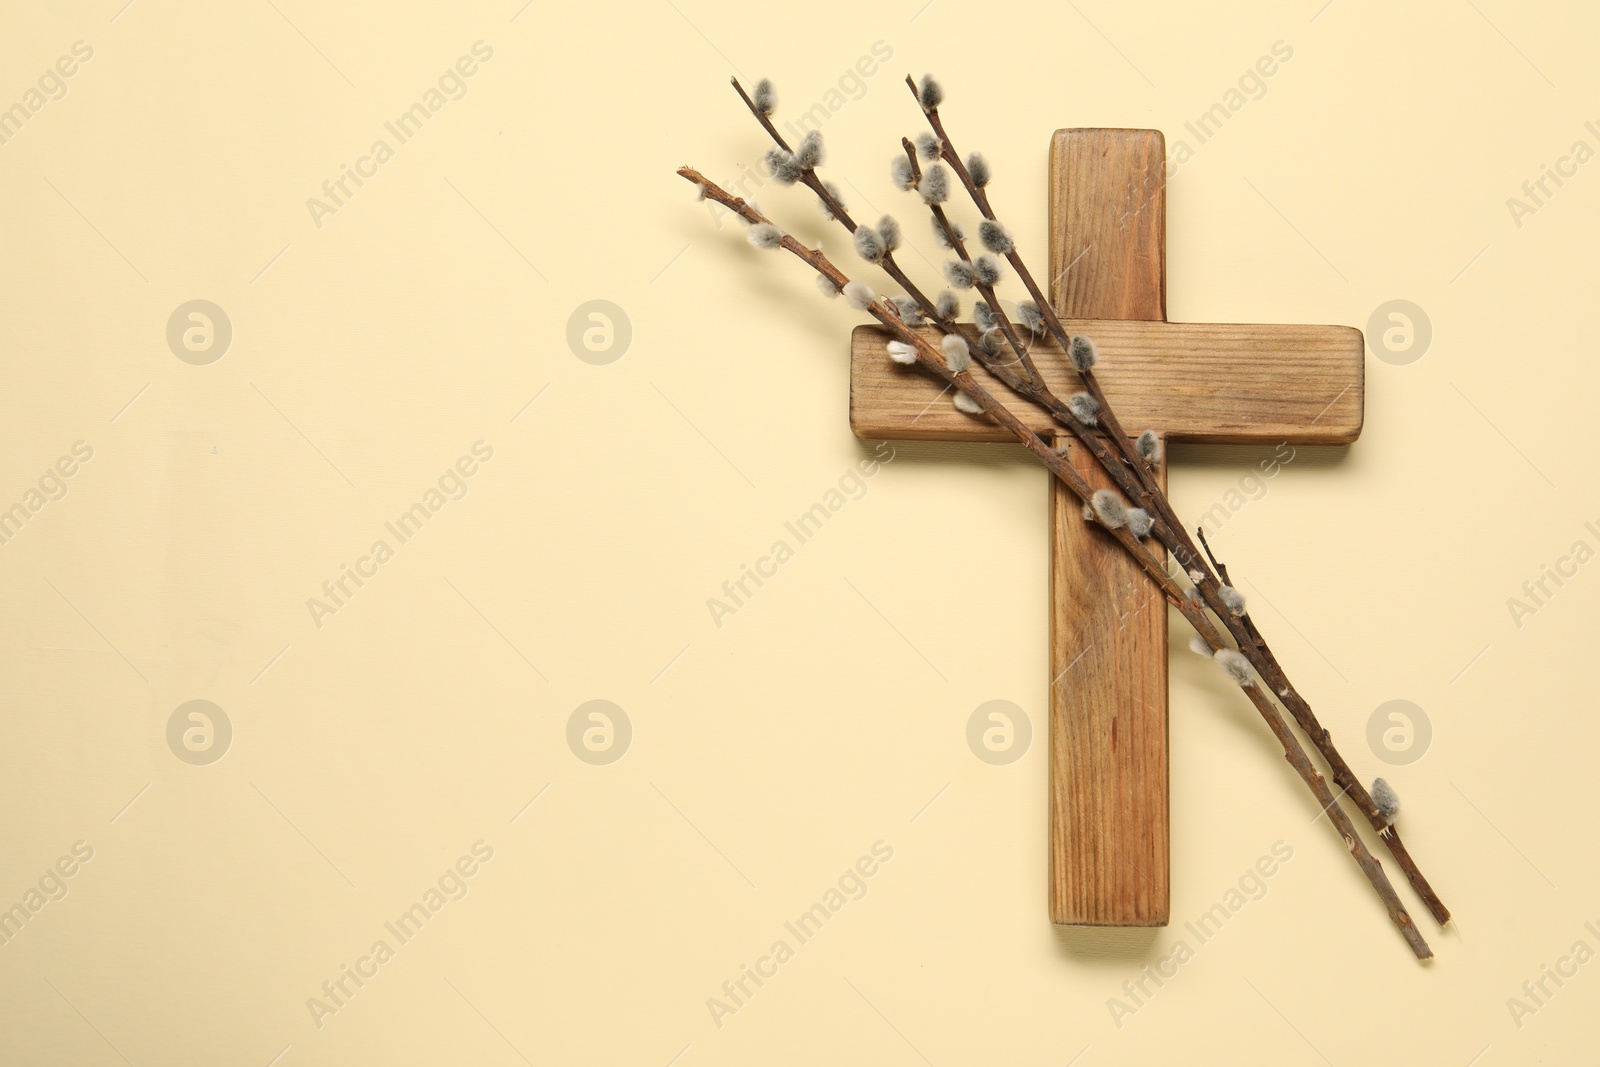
[1050,438,1169,925]
[1048,128,1170,926]
[1050,128,1167,321]
[848,319,1364,445]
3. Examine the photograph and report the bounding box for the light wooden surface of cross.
[849,128,1365,926]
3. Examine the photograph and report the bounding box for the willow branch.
[1196,529,1451,925]
[728,81,1065,452]
[894,135,1174,544]
[678,165,1432,960]
[907,77,1450,926]
[898,138,1045,391]
[731,77,948,326]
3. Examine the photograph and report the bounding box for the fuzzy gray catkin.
[973,255,1002,286]
[1069,334,1098,372]
[887,340,917,365]
[966,152,991,187]
[795,130,824,170]
[1215,649,1254,687]
[915,132,941,161]
[1127,508,1153,539]
[1372,778,1400,823]
[1091,489,1128,529]
[890,296,923,325]
[1219,585,1247,616]
[853,226,886,263]
[817,180,845,220]
[943,260,975,289]
[745,223,783,249]
[973,300,997,333]
[752,78,777,116]
[1067,391,1099,426]
[877,215,901,253]
[978,220,1014,255]
[940,333,971,373]
[891,155,915,190]
[843,281,875,310]
[954,391,984,414]
[764,147,803,185]
[1136,429,1162,464]
[917,74,943,111]
[935,290,960,319]
[1016,300,1045,334]
[919,164,950,204]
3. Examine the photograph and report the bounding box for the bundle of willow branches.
[678,74,1448,960]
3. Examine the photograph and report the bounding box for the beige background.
[1,0,1596,1063]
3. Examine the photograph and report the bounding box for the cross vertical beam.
[1048,129,1170,925]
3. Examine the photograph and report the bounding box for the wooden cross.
[849,129,1364,926]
